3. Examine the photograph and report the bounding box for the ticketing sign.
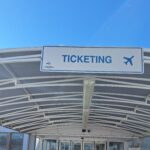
[41,46,144,74]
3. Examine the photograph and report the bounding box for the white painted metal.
[82,79,95,129]
[0,47,150,139]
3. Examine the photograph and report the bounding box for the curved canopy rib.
[0,47,150,138]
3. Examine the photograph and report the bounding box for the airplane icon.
[123,56,134,66]
[45,62,54,68]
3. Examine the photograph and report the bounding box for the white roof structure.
[0,47,150,140]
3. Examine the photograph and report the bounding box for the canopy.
[0,47,150,139]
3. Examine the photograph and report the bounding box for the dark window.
[0,133,8,150]
[10,133,24,150]
[109,142,124,150]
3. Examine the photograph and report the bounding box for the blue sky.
[0,0,150,48]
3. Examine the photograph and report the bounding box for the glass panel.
[72,143,81,150]
[47,140,57,150]
[43,140,47,150]
[96,144,105,150]
[47,142,50,150]
[61,142,70,150]
[10,133,24,150]
[109,142,124,150]
[0,133,8,150]
[84,143,93,150]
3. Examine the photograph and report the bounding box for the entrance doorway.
[72,142,81,150]
[95,143,105,150]
[109,142,124,150]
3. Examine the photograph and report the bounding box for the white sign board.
[41,47,144,74]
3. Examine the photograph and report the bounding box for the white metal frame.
[0,47,150,138]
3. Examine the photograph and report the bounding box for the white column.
[82,78,95,129]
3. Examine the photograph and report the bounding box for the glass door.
[10,133,24,150]
[60,141,70,150]
[0,133,9,150]
[42,139,57,150]
[95,143,105,150]
[109,142,124,150]
[47,140,57,150]
[71,142,81,150]
[84,143,94,150]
